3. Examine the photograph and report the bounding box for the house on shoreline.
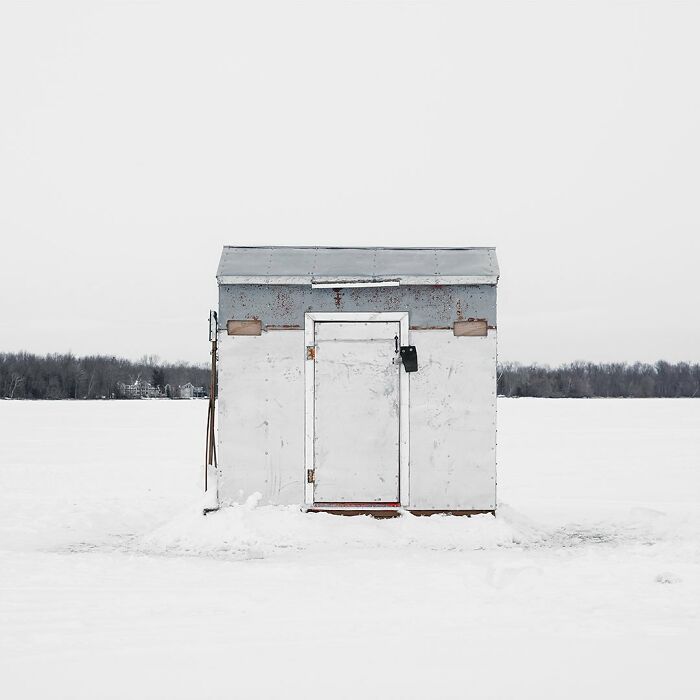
[118,379,206,399]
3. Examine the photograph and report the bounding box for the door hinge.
[306,346,316,360]
[307,469,315,484]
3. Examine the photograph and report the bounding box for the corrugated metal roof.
[217,246,499,285]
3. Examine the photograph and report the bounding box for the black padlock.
[399,346,418,373]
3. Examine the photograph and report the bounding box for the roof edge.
[217,274,498,286]
[221,245,497,251]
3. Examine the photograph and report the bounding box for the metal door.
[313,321,400,504]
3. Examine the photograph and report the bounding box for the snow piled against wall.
[135,496,699,563]
[136,500,521,558]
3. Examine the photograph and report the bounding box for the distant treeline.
[498,361,700,398]
[2,352,699,400]
[0,352,210,400]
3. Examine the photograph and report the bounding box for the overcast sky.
[1,1,698,365]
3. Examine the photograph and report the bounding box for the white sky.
[1,1,698,365]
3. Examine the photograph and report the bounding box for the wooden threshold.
[306,507,496,518]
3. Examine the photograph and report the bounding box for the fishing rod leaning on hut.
[203,310,219,513]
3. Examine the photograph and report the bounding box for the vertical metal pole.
[206,336,217,491]
[205,310,218,493]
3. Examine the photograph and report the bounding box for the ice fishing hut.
[212,246,499,515]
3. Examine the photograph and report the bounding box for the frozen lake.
[1,399,699,699]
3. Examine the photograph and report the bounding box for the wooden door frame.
[303,311,410,510]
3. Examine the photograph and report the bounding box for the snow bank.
[134,497,699,561]
[135,498,524,559]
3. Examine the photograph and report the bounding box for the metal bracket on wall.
[306,346,316,360]
[399,345,418,372]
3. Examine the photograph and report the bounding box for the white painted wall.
[408,330,497,510]
[217,327,497,511]
[217,330,305,505]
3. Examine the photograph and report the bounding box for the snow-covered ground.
[1,399,699,699]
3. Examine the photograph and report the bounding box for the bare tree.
[8,372,24,398]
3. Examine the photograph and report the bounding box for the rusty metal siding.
[218,283,496,330]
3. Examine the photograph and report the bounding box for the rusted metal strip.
[410,324,497,331]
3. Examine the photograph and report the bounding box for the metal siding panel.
[435,248,499,277]
[219,284,497,329]
[218,246,272,277]
[372,248,438,277]
[408,330,497,510]
[311,248,376,278]
[217,246,499,283]
[263,247,316,276]
[217,330,305,505]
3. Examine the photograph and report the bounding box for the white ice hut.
[213,246,499,515]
